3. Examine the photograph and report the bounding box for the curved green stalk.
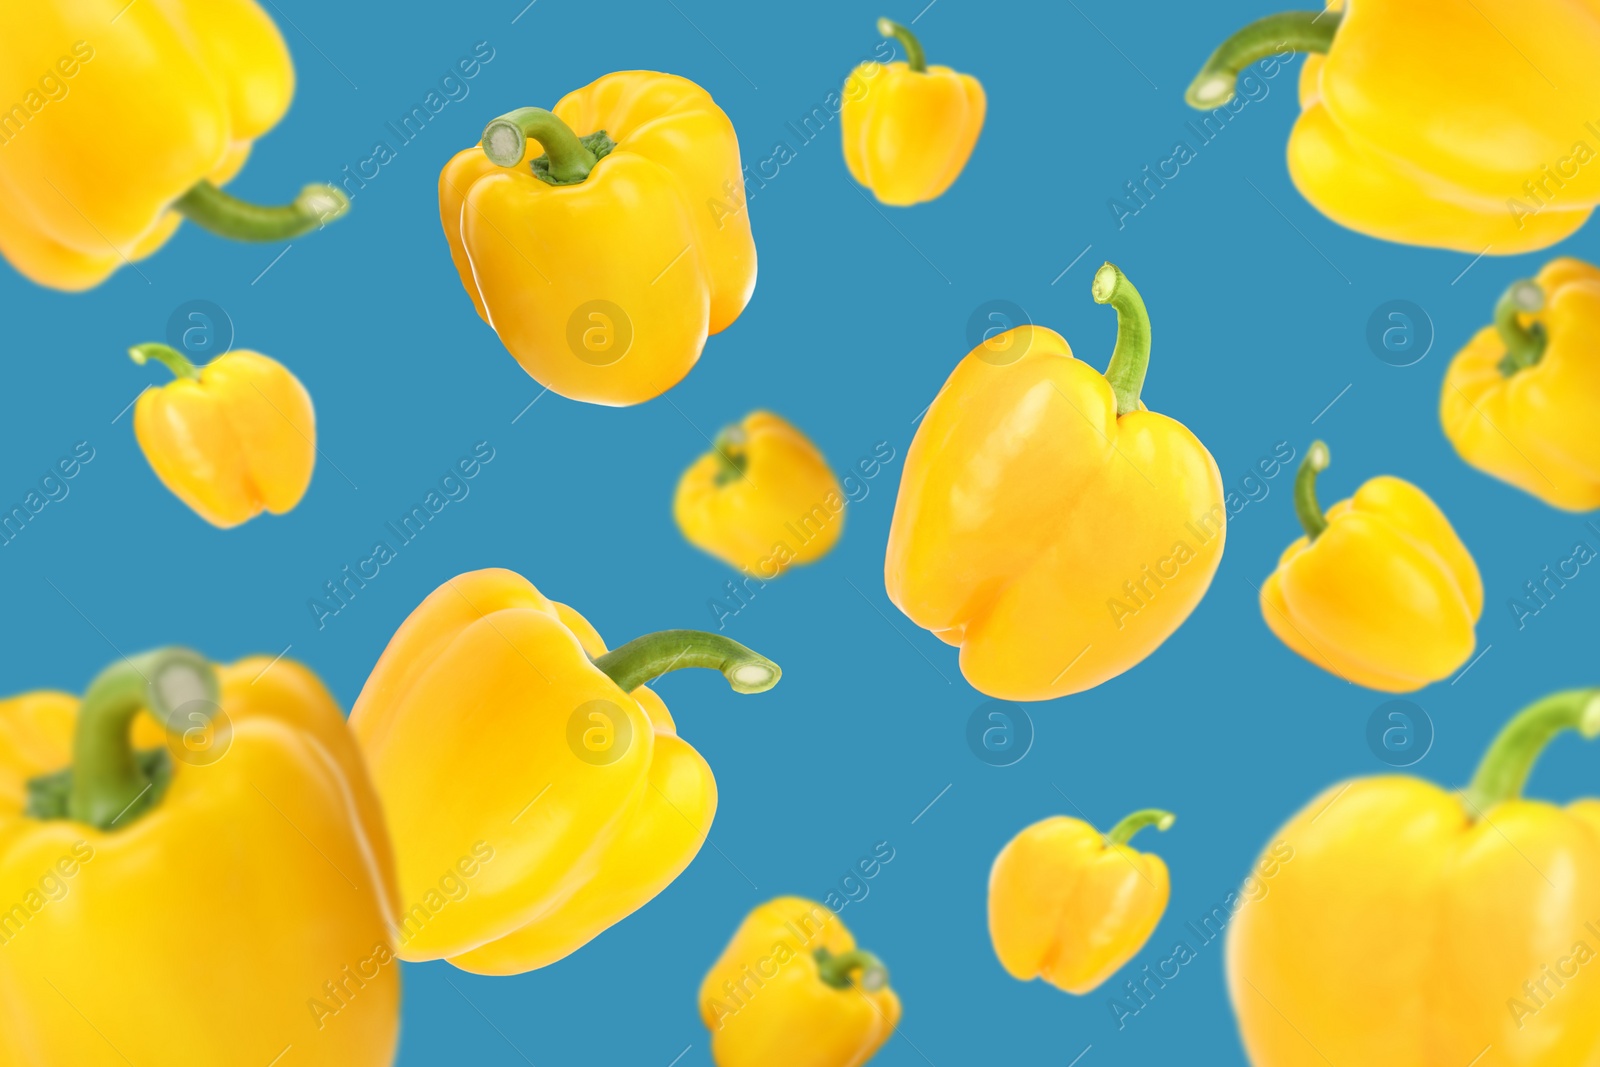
[815,946,890,991]
[1495,278,1548,374]
[1187,10,1344,109]
[1294,440,1331,541]
[480,107,615,185]
[1463,690,1600,816]
[1093,263,1153,416]
[1106,808,1176,846]
[173,180,349,242]
[713,424,749,486]
[594,631,781,694]
[130,342,201,381]
[877,18,927,72]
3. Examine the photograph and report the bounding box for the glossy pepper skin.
[1187,2,1600,253]
[439,72,757,406]
[349,568,782,974]
[989,809,1173,994]
[675,411,845,577]
[841,19,985,206]
[1442,259,1600,510]
[700,897,900,1067]
[885,264,1225,700]
[1261,441,1483,692]
[1230,688,1600,1066]
[0,649,400,1066]
[129,342,315,529]
[0,1,349,291]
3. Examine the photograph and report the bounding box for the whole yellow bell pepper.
[1187,1,1600,253]
[1229,687,1600,1066]
[1442,258,1600,511]
[129,342,315,529]
[348,568,782,974]
[841,19,985,206]
[699,896,900,1067]
[675,411,845,577]
[885,263,1225,700]
[0,648,400,1066]
[1260,441,1483,691]
[438,72,757,407]
[0,0,349,291]
[989,809,1173,994]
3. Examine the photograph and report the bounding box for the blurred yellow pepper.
[0,648,399,1066]
[1260,441,1483,691]
[349,568,782,974]
[841,19,984,206]
[989,809,1173,994]
[675,411,845,577]
[1442,258,1600,511]
[1187,1,1600,253]
[439,71,757,407]
[1230,687,1600,1066]
[700,896,900,1067]
[885,263,1225,700]
[129,342,315,529]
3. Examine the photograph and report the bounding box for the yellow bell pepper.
[699,896,900,1067]
[129,342,315,529]
[1187,1,1600,253]
[1229,687,1600,1066]
[0,0,349,291]
[1260,440,1483,691]
[885,263,1225,700]
[438,71,757,407]
[841,19,985,206]
[1442,258,1600,511]
[989,809,1173,994]
[348,568,782,974]
[674,411,845,577]
[0,648,399,1066]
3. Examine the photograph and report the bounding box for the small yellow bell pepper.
[885,263,1225,700]
[1187,1,1600,253]
[699,896,900,1067]
[438,72,757,407]
[0,0,349,291]
[1442,258,1600,511]
[0,648,400,1066]
[348,568,782,974]
[1230,687,1600,1066]
[129,342,316,529]
[1260,441,1483,692]
[989,809,1173,994]
[674,411,845,577]
[841,19,985,206]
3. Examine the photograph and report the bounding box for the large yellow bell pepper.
[0,648,399,1066]
[1187,1,1600,253]
[0,0,349,291]
[885,263,1225,700]
[699,896,900,1067]
[841,19,985,206]
[989,809,1173,994]
[1442,258,1600,511]
[438,72,757,407]
[1229,687,1600,1066]
[1260,441,1483,691]
[129,342,315,529]
[348,568,782,974]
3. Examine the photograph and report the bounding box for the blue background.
[4,0,1598,1063]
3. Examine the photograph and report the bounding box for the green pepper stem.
[172,180,350,242]
[129,342,201,381]
[1495,278,1548,373]
[481,107,598,182]
[815,946,890,991]
[1105,808,1176,846]
[594,631,781,695]
[1187,10,1344,109]
[1294,440,1331,541]
[877,18,927,73]
[1463,690,1600,816]
[713,425,749,486]
[1093,263,1153,417]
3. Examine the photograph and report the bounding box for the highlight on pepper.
[699,896,900,1067]
[989,809,1174,994]
[348,568,782,975]
[0,648,400,1065]
[1442,257,1600,511]
[1229,687,1600,1065]
[0,3,350,291]
[1260,441,1483,692]
[438,71,758,407]
[841,18,986,206]
[129,341,316,529]
[885,262,1226,701]
[1186,2,1600,253]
